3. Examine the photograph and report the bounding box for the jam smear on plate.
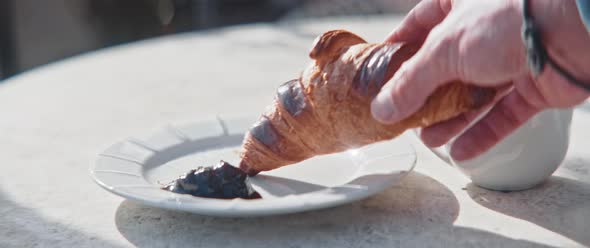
[162,160,261,199]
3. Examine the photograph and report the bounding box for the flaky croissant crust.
[240,30,495,175]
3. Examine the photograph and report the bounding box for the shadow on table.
[0,189,123,247]
[115,172,553,248]
[467,176,590,246]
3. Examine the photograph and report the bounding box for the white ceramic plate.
[91,116,416,217]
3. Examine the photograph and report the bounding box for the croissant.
[239,30,495,176]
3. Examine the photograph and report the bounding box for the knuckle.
[456,33,482,81]
[426,33,459,79]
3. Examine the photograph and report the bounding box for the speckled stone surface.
[0,15,589,248]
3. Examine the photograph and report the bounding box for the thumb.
[371,36,458,124]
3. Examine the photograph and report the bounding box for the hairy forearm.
[531,0,590,81]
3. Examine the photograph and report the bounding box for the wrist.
[530,0,590,81]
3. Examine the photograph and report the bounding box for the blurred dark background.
[0,0,419,79]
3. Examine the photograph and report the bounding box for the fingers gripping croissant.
[239,30,495,175]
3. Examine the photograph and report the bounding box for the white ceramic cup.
[425,108,573,191]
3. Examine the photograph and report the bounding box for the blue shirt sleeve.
[577,0,590,32]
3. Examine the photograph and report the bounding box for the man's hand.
[371,0,590,161]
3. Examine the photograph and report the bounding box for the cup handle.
[412,129,452,165]
[429,146,452,164]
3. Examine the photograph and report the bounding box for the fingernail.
[450,138,472,161]
[450,147,467,161]
[371,90,396,123]
[421,131,446,148]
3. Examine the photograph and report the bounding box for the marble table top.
[1,15,589,247]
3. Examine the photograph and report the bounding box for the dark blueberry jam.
[162,160,261,199]
[277,79,306,116]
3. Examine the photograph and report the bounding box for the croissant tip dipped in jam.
[239,160,260,176]
[239,30,496,175]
